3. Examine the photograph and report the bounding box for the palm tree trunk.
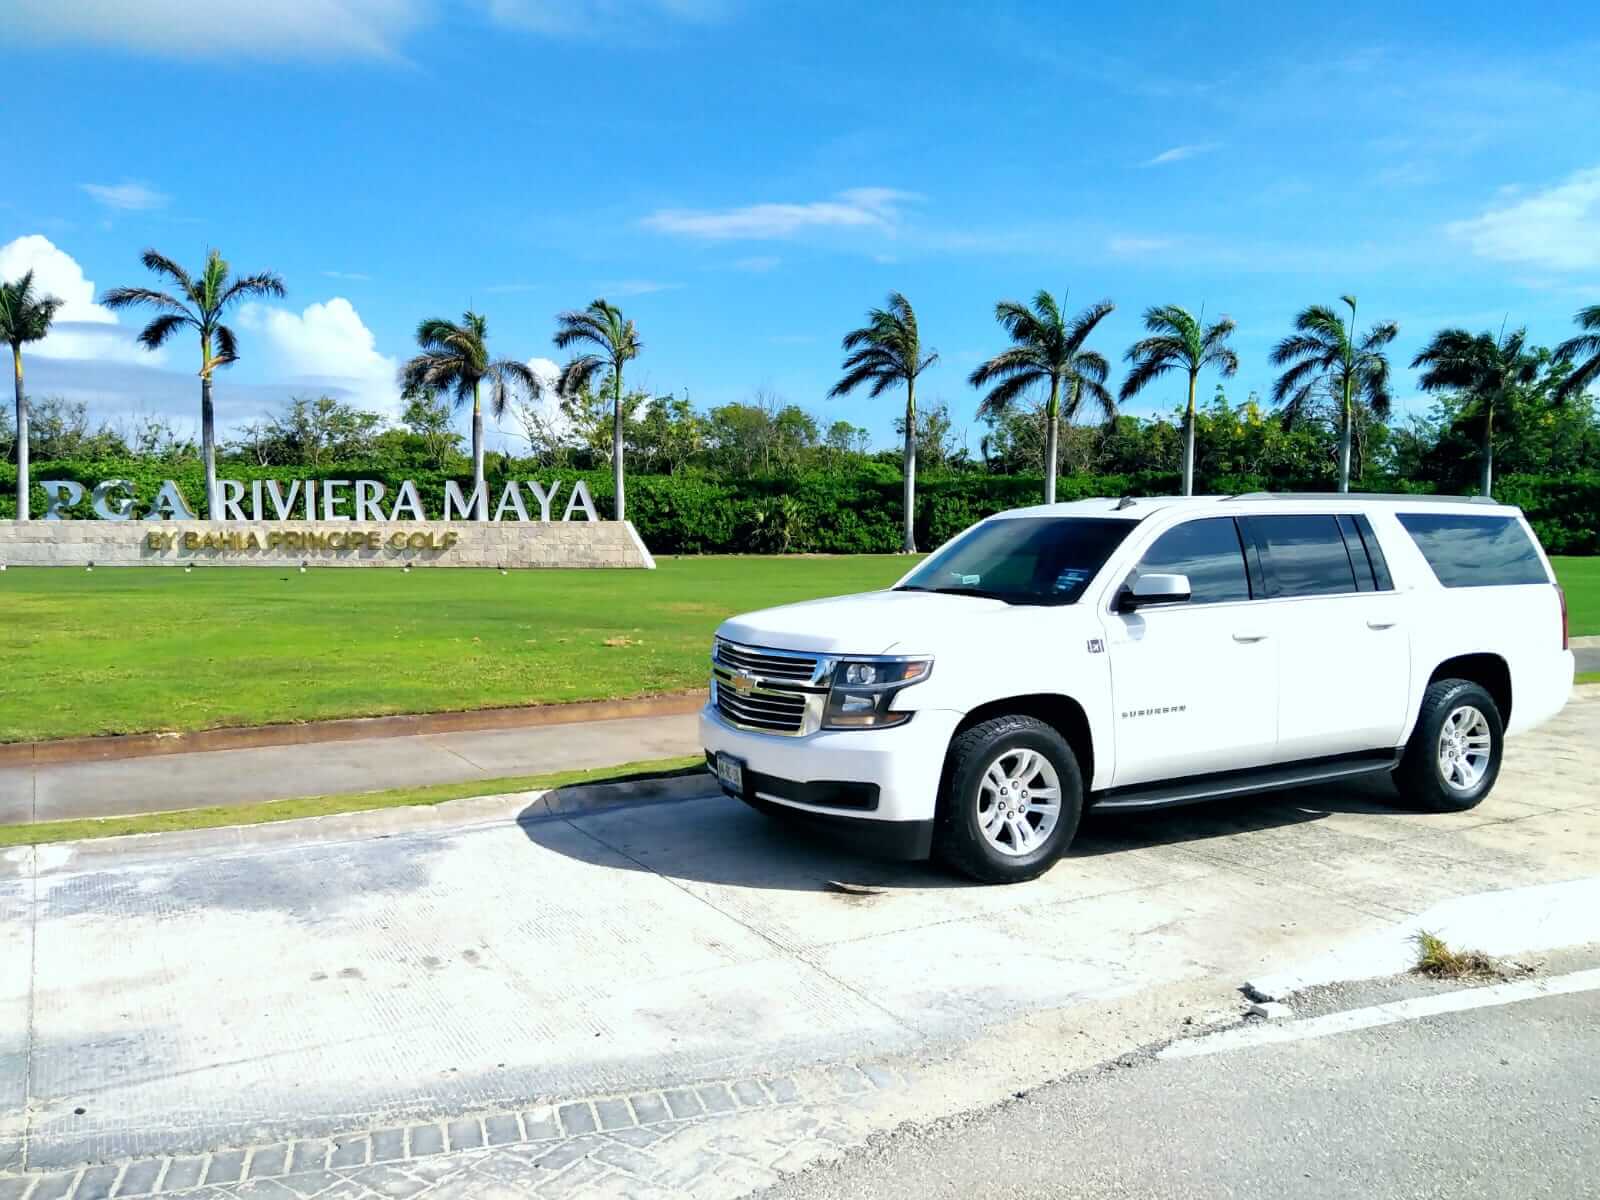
[201,373,218,519]
[613,368,626,522]
[1481,401,1494,498]
[13,345,28,521]
[471,381,486,521]
[902,380,917,553]
[1338,378,1353,494]
[1044,376,1060,505]
[1182,371,1197,496]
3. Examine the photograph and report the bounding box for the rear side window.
[1130,518,1251,605]
[1242,515,1358,598]
[1396,514,1550,587]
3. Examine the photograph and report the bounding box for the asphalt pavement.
[760,977,1600,1200]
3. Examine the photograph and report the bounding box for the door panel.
[1106,516,1277,788]
[1237,514,1411,760]
[1106,603,1279,786]
[1270,595,1410,759]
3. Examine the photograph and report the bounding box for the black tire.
[1394,679,1505,813]
[935,715,1084,884]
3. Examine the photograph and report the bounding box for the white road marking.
[1160,968,1600,1060]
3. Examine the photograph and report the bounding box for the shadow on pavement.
[518,770,1417,891]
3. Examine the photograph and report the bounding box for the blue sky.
[4,0,1597,454]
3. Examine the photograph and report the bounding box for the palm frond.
[221,271,286,306]
[974,371,1039,416]
[137,249,193,293]
[557,354,605,398]
[968,346,1043,388]
[1271,357,1322,405]
[134,311,191,351]
[102,285,191,315]
[211,323,239,370]
[1118,354,1176,401]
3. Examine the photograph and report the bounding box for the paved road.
[761,982,1600,1200]
[1576,645,1600,674]
[0,691,1595,1197]
[0,712,700,825]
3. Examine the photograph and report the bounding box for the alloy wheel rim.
[976,747,1061,857]
[1437,705,1492,792]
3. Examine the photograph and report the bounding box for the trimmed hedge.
[2,460,1596,555]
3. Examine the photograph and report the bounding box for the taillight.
[1558,584,1569,651]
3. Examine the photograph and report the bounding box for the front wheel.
[1394,679,1504,812]
[935,715,1083,884]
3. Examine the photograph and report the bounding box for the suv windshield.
[896,517,1134,605]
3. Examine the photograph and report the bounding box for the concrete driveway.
[2,690,1597,1182]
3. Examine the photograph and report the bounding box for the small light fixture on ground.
[86,562,94,572]
[299,561,308,574]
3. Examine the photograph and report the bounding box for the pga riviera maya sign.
[5,476,657,569]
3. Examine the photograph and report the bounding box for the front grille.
[715,640,820,683]
[714,681,808,734]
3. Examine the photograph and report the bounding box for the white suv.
[701,494,1575,883]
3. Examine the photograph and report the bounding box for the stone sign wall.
[0,520,656,569]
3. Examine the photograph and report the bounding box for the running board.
[1090,751,1401,812]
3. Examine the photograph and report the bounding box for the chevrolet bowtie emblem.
[731,672,758,693]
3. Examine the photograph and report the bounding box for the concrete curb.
[1245,876,1600,1001]
[10,769,716,874]
[1570,635,1600,649]
[0,692,705,768]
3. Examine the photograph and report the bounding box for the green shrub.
[2,460,1596,555]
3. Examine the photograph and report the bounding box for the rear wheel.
[935,715,1083,883]
[1394,679,1504,812]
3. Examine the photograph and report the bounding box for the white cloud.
[1139,142,1220,167]
[322,269,371,282]
[642,188,917,241]
[732,256,781,272]
[1107,235,1175,256]
[80,180,169,211]
[0,0,427,59]
[595,280,681,296]
[484,0,733,37]
[1447,166,1600,271]
[239,297,400,414]
[0,234,165,365]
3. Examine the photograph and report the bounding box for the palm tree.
[0,271,64,521]
[1553,304,1600,402]
[1412,324,1541,498]
[103,249,285,517]
[553,300,641,521]
[828,292,939,552]
[969,292,1115,504]
[1270,296,1396,493]
[401,311,538,520]
[1119,305,1238,496]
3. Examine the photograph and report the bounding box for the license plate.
[715,753,746,796]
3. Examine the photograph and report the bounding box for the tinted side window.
[1132,518,1251,605]
[1354,515,1394,590]
[1244,515,1358,598]
[1397,514,1549,587]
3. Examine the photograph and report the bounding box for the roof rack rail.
[1226,491,1499,505]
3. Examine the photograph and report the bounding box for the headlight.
[823,656,933,730]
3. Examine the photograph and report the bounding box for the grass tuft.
[1411,930,1502,980]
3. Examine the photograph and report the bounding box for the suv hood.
[717,589,1016,656]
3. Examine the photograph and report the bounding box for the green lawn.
[0,556,912,742]
[1554,557,1600,637]
[2,554,1593,744]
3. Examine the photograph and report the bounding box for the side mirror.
[1117,572,1192,612]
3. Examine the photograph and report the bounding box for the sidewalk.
[0,711,703,825]
[1,691,1594,1192]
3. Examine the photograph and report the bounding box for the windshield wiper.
[897,585,1021,603]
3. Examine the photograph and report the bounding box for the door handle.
[1366,619,1398,630]
[1232,631,1270,643]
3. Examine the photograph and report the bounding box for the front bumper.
[699,702,961,830]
